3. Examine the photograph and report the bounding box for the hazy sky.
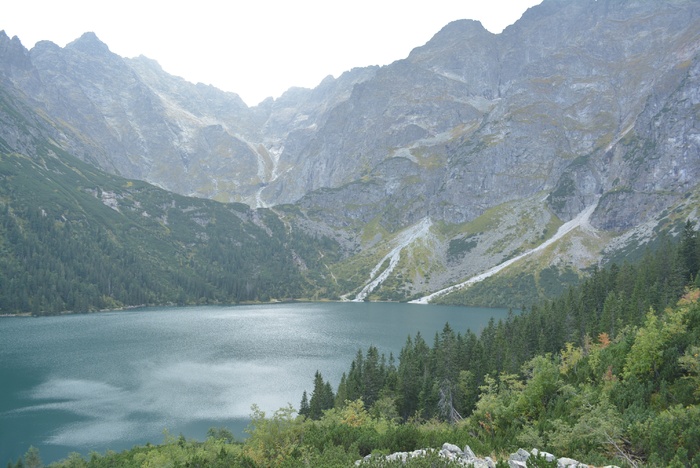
[2,1,542,106]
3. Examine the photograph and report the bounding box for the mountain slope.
[1,0,700,308]
[0,88,339,314]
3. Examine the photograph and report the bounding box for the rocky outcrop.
[355,443,620,467]
[355,443,495,467]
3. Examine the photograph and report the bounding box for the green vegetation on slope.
[0,149,340,315]
[295,225,700,466]
[13,223,695,467]
[436,265,582,310]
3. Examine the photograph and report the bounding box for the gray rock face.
[2,0,698,214]
[1,0,700,302]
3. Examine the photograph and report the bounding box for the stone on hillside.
[442,442,463,455]
[472,460,495,468]
[511,448,531,462]
[557,457,582,467]
[356,443,604,467]
[531,448,556,462]
[463,444,477,461]
[385,452,408,462]
[441,442,464,462]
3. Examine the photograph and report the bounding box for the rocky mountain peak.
[0,30,25,50]
[30,40,62,54]
[407,19,494,60]
[129,54,163,71]
[430,19,491,40]
[0,30,31,74]
[66,32,111,55]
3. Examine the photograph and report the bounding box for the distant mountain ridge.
[1,0,700,309]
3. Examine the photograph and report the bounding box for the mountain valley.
[1,0,700,312]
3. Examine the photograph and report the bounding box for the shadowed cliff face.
[1,0,699,303]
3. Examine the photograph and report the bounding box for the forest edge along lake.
[0,302,512,464]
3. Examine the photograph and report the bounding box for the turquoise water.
[0,302,510,463]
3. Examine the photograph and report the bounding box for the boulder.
[557,457,582,467]
[463,444,477,461]
[385,452,408,463]
[440,443,464,462]
[442,442,464,455]
[510,448,531,462]
[531,448,556,462]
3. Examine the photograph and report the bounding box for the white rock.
[557,457,581,467]
[386,452,408,462]
[442,442,464,455]
[531,448,556,462]
[511,448,531,462]
[463,444,477,460]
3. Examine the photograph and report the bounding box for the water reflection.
[0,302,510,462]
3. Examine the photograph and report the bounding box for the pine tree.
[680,219,699,282]
[322,381,335,410]
[23,446,42,468]
[335,372,348,408]
[362,345,382,408]
[299,390,310,417]
[308,371,334,419]
[346,350,364,401]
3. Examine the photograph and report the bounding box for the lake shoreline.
[1,302,511,464]
[0,296,514,319]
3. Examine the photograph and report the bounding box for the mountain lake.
[0,302,512,463]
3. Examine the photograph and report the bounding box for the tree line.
[0,151,341,315]
[300,221,700,465]
[9,221,700,468]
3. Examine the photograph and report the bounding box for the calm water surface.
[0,302,510,463]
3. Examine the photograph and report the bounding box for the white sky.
[1,1,542,106]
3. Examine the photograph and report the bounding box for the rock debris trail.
[410,201,599,304]
[350,217,433,302]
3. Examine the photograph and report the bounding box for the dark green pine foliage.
[396,332,430,420]
[334,373,348,407]
[308,371,335,420]
[680,219,700,283]
[299,391,310,418]
[0,148,340,315]
[362,345,384,409]
[300,224,700,464]
[346,350,364,402]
